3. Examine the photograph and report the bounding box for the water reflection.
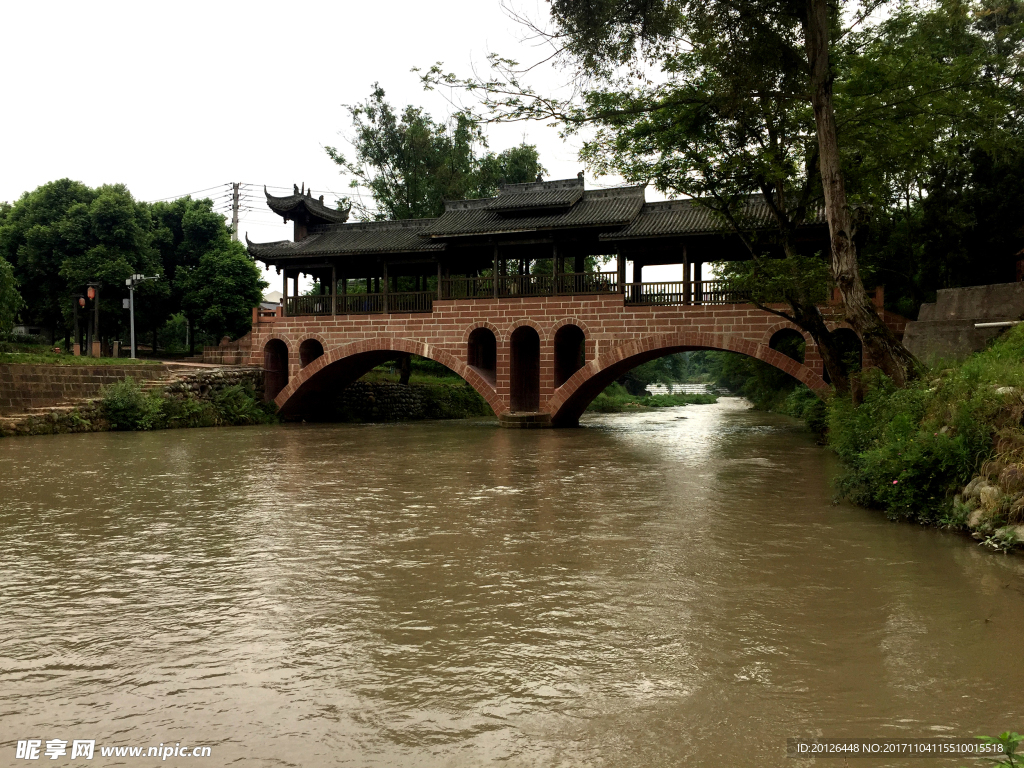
[0,400,1021,766]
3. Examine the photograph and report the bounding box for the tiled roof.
[484,177,585,212]
[423,185,647,238]
[265,187,351,224]
[601,197,826,240]
[247,219,444,260]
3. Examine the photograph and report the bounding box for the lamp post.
[125,274,159,359]
[85,283,101,357]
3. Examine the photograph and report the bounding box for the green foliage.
[0,180,160,340]
[102,376,276,431]
[212,383,277,426]
[425,0,1023,335]
[179,240,267,342]
[102,377,161,431]
[618,353,691,394]
[0,255,24,334]
[0,180,267,352]
[588,382,718,412]
[0,352,155,365]
[418,381,493,419]
[975,732,1022,767]
[326,85,545,221]
[828,325,1024,520]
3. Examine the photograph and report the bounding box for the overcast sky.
[0,0,678,289]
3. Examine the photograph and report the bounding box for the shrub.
[102,377,161,430]
[828,325,1024,521]
[211,382,277,425]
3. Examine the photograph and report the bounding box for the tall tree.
[0,180,159,346]
[423,0,1021,386]
[0,181,268,352]
[326,85,545,220]
[180,240,266,346]
[0,255,23,336]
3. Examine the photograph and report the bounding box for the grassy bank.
[827,325,1024,551]
[587,382,718,413]
[0,352,160,365]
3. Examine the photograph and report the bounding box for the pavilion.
[246,175,827,316]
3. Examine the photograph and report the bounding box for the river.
[1,399,1021,766]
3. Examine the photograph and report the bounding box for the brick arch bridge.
[244,293,854,427]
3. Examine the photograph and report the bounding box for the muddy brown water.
[1,399,1021,766]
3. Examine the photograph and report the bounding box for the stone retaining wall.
[164,368,264,400]
[0,364,173,415]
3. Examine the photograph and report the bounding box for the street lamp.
[125,274,160,359]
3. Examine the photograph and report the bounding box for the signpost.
[125,274,159,359]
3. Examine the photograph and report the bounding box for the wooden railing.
[499,274,553,297]
[283,279,759,316]
[387,291,433,314]
[440,277,494,300]
[286,295,333,316]
[338,293,385,314]
[693,279,752,305]
[557,271,618,294]
[624,280,750,306]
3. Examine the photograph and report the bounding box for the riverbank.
[826,324,1024,552]
[0,360,495,436]
[586,382,718,412]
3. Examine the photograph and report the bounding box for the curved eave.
[263,186,351,224]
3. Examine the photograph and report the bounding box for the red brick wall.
[249,295,845,422]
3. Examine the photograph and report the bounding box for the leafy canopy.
[327,85,546,220]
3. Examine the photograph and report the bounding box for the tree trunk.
[789,301,849,392]
[803,0,917,386]
[399,353,411,385]
[188,316,195,356]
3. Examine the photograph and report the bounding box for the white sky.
[0,0,679,290]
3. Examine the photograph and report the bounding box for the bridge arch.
[272,337,503,418]
[553,323,587,388]
[262,336,293,401]
[466,324,499,386]
[299,335,326,368]
[546,331,830,427]
[768,327,807,364]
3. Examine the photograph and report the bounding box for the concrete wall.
[904,282,1024,362]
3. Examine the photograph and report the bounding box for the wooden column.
[437,260,443,300]
[331,264,337,316]
[694,260,702,305]
[552,243,559,295]
[493,244,499,298]
[382,261,389,314]
[683,244,691,305]
[282,269,289,317]
[616,248,626,294]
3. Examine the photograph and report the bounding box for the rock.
[995,524,1024,543]
[968,508,988,528]
[995,386,1019,396]
[963,476,986,501]
[980,484,1003,513]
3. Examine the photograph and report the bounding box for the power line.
[145,184,229,203]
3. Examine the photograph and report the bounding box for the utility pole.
[125,274,160,359]
[230,182,240,241]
